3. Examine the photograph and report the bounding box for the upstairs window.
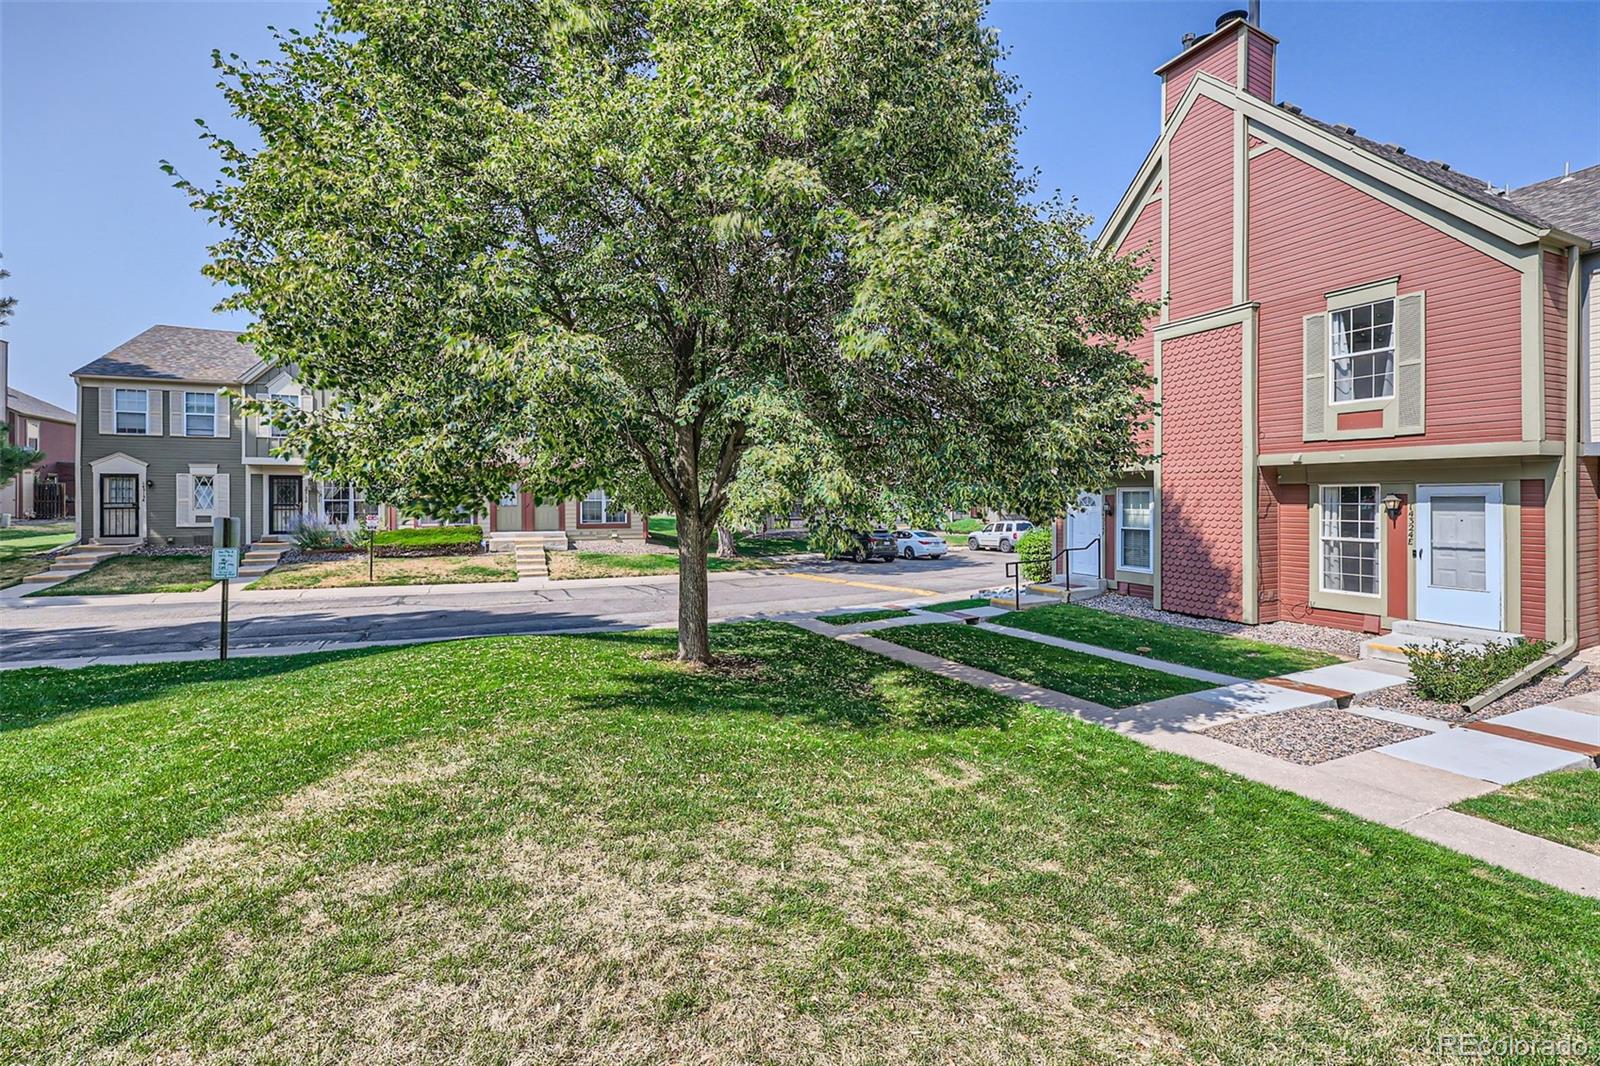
[113,389,148,434]
[579,489,628,525]
[184,391,217,436]
[1329,299,1395,403]
[269,392,300,437]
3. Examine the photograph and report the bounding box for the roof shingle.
[6,387,74,423]
[71,325,259,383]
[1510,165,1600,245]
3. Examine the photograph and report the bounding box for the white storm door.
[1066,494,1103,581]
[1415,484,1502,631]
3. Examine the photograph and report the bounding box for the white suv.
[968,520,1033,553]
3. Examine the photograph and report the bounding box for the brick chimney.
[1155,10,1277,124]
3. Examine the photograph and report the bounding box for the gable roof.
[1280,107,1556,232]
[6,386,74,423]
[72,325,258,384]
[1510,164,1600,245]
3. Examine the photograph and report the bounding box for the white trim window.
[579,489,628,525]
[192,473,217,517]
[184,391,217,436]
[320,481,365,525]
[1329,299,1395,404]
[1320,485,1380,596]
[1116,488,1153,572]
[268,392,300,437]
[113,388,149,434]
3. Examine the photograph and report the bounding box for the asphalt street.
[0,549,1018,665]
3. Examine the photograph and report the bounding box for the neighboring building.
[1063,11,1594,648]
[71,325,642,546]
[4,385,76,519]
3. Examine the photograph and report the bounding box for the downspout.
[1464,243,1584,712]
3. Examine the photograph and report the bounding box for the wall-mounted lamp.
[1382,493,1403,520]
[146,478,156,491]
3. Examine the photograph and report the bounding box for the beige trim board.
[1326,276,1399,310]
[1154,301,1259,340]
[1261,441,1563,467]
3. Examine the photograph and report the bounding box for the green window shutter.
[1394,292,1425,434]
[1302,313,1327,440]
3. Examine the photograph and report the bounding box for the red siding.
[1116,199,1162,454]
[1385,494,1409,623]
[1581,459,1600,649]
[1244,31,1274,101]
[1257,470,1280,622]
[1162,35,1239,119]
[1545,249,1569,440]
[1249,149,1525,454]
[1336,409,1384,431]
[1167,96,1235,321]
[1159,324,1244,619]
[1521,478,1547,640]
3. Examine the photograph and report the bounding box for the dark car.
[836,529,898,563]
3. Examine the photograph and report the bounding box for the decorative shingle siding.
[1167,96,1235,321]
[1245,32,1274,101]
[1544,249,1569,439]
[1521,478,1547,641]
[1116,199,1163,453]
[1249,148,1524,454]
[1162,35,1238,120]
[1159,323,1244,619]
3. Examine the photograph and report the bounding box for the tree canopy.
[173,0,1156,660]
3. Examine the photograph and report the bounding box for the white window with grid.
[269,392,300,437]
[320,482,365,525]
[1320,485,1380,596]
[192,474,217,515]
[579,489,627,525]
[184,391,217,436]
[1116,488,1152,572]
[114,388,148,434]
[1329,299,1395,404]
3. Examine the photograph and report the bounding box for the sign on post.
[210,547,240,580]
[364,514,380,531]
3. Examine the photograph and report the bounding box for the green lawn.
[996,603,1342,680]
[548,550,778,580]
[648,514,810,556]
[28,554,214,597]
[875,621,1212,707]
[1,624,1596,1061]
[940,517,983,534]
[817,607,911,625]
[1454,770,1600,855]
[923,597,993,613]
[0,521,73,589]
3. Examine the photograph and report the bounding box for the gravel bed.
[126,546,211,558]
[1085,593,1367,659]
[573,537,675,556]
[1202,707,1428,765]
[1365,666,1600,723]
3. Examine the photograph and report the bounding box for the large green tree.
[174,0,1155,662]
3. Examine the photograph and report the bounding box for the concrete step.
[1360,623,1523,663]
[1390,619,1523,644]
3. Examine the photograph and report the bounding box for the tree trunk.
[676,509,713,664]
[715,524,738,559]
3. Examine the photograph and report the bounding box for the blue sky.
[3,0,1597,409]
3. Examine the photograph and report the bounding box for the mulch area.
[1202,707,1428,765]
[1086,593,1368,660]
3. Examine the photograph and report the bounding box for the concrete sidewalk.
[800,621,1600,900]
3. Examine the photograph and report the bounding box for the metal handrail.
[1003,537,1102,610]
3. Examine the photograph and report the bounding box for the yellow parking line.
[780,572,939,597]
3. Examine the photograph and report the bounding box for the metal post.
[213,516,240,661]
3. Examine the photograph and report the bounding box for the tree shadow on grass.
[582,622,1017,731]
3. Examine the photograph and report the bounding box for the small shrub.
[293,518,350,552]
[942,517,983,535]
[1017,526,1053,584]
[1403,637,1553,704]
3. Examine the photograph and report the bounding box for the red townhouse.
[1055,9,1596,655]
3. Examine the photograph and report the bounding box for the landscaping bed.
[0,623,1595,1061]
[875,621,1212,707]
[1086,592,1367,660]
[1366,665,1600,723]
[1202,707,1428,765]
[27,554,214,597]
[250,553,517,590]
[997,602,1342,681]
[1453,769,1600,856]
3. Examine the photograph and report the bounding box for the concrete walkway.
[795,620,1600,900]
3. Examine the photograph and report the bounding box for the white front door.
[1066,493,1103,582]
[1415,484,1503,631]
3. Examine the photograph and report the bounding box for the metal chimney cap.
[1216,9,1249,29]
